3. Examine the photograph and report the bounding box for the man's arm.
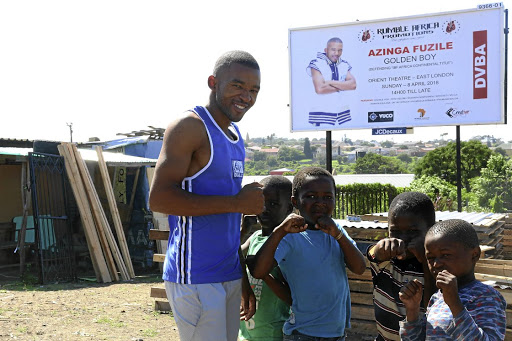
[328,70,357,91]
[311,69,339,94]
[148,114,264,216]
[239,248,256,321]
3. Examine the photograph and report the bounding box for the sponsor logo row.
[367,108,469,122]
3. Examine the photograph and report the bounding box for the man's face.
[211,63,260,123]
[292,176,335,226]
[257,186,291,230]
[388,214,430,260]
[324,42,343,63]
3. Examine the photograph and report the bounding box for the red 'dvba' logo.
[473,30,487,99]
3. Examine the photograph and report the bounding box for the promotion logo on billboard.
[443,19,461,34]
[445,108,470,118]
[414,108,430,120]
[368,111,394,122]
[358,29,375,43]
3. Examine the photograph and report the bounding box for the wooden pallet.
[148,229,170,312]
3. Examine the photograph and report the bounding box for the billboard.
[289,6,506,132]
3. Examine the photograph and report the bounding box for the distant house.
[260,148,279,157]
[269,168,294,175]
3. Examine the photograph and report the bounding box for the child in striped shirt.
[399,219,507,340]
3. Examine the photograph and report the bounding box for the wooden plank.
[70,144,121,282]
[149,229,170,241]
[150,287,167,299]
[154,300,171,312]
[348,279,374,293]
[350,292,373,306]
[124,167,140,223]
[18,161,30,275]
[506,327,512,341]
[95,146,135,279]
[475,263,512,277]
[351,304,375,321]
[475,273,512,285]
[345,227,388,241]
[478,258,512,266]
[348,269,372,281]
[507,309,512,327]
[58,144,111,283]
[349,318,378,335]
[153,254,166,263]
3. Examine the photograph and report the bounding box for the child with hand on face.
[367,192,436,341]
[399,219,507,340]
[251,167,366,341]
[239,176,293,341]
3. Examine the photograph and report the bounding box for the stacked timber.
[343,213,512,340]
[58,143,135,283]
[503,215,512,259]
[474,259,512,340]
[359,211,508,259]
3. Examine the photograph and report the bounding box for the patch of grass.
[134,274,162,283]
[17,326,28,333]
[142,328,159,337]
[94,317,126,328]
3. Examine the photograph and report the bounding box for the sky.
[0,0,510,145]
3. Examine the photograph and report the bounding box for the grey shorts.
[164,279,241,341]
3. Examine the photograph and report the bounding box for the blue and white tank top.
[163,106,245,284]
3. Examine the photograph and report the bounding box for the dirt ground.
[0,268,374,341]
[0,270,180,341]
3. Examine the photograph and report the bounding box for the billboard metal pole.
[326,131,332,174]
[456,125,462,212]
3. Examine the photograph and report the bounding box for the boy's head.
[388,192,436,260]
[425,219,480,285]
[292,167,336,225]
[258,176,293,230]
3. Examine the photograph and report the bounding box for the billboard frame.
[288,6,508,133]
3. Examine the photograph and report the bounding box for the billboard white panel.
[289,7,505,131]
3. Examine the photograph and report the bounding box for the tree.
[303,138,313,159]
[397,154,412,163]
[266,133,276,146]
[381,140,394,148]
[470,154,512,211]
[408,175,457,211]
[494,147,509,159]
[278,147,304,161]
[354,153,407,174]
[267,156,279,168]
[253,151,267,162]
[414,140,493,191]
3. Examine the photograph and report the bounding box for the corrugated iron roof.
[361,211,507,228]
[0,147,157,166]
[242,174,415,188]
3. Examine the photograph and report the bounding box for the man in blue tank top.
[149,51,264,341]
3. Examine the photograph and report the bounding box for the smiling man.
[149,51,265,341]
